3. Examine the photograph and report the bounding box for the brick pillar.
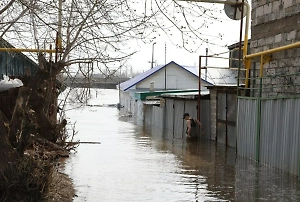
[210,88,217,141]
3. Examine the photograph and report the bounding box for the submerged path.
[62,89,300,202]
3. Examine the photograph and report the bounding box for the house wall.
[136,63,210,91]
[120,63,213,118]
[251,0,300,96]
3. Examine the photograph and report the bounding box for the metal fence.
[144,104,153,127]
[152,104,164,130]
[236,42,300,176]
[217,89,237,147]
[237,97,300,176]
[0,38,39,78]
[173,100,185,139]
[260,98,300,175]
[165,99,174,138]
[237,98,258,160]
[143,97,211,141]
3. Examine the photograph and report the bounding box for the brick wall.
[250,0,300,97]
[251,0,300,49]
[210,88,217,140]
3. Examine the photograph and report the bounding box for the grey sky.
[129,0,252,73]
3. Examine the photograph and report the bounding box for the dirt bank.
[43,168,76,202]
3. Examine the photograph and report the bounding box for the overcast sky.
[128,0,251,74]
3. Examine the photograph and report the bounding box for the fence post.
[255,55,263,162]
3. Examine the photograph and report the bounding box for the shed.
[0,38,39,120]
[0,38,39,79]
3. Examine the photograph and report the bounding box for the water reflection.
[144,127,300,201]
[131,134,224,202]
[62,89,300,202]
[143,128,236,201]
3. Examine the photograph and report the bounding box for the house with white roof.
[118,61,214,118]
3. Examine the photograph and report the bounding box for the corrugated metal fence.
[144,97,211,140]
[237,97,300,176]
[237,98,258,160]
[173,100,185,138]
[0,38,39,78]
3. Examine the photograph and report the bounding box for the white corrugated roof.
[119,61,214,91]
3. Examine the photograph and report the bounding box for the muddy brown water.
[62,89,300,202]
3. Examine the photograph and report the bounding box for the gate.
[216,87,237,147]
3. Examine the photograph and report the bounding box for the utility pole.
[164,43,167,90]
[205,48,208,81]
[151,42,156,69]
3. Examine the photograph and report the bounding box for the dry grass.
[0,143,76,201]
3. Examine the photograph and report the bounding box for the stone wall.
[250,0,300,97]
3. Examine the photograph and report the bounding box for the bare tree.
[2,0,225,74]
[1,0,227,106]
[0,0,225,199]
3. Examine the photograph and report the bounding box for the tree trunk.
[8,55,65,148]
[8,87,31,148]
[0,112,19,189]
[0,56,67,200]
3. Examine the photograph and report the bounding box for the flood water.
[62,89,300,202]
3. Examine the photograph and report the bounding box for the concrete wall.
[251,0,300,96]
